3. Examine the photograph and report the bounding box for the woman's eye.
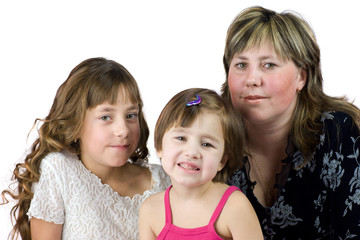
[264,63,275,69]
[100,115,111,121]
[236,62,246,69]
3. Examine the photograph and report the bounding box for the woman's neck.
[245,120,291,207]
[245,119,290,158]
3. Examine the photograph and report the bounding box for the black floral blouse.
[227,112,360,239]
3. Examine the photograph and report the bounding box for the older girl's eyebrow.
[94,105,115,113]
[95,104,139,113]
[126,105,139,111]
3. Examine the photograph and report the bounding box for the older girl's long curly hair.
[1,57,149,239]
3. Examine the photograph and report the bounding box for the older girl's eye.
[100,115,111,121]
[127,113,138,120]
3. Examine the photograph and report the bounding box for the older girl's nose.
[114,119,129,138]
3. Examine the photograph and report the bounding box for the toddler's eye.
[176,136,186,141]
[202,142,214,148]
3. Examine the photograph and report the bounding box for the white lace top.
[27,151,170,240]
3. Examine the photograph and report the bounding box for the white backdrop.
[1,0,359,238]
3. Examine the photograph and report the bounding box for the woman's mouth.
[244,95,265,100]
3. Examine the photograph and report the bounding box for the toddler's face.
[158,110,226,187]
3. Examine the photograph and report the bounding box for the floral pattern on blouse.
[227,112,360,239]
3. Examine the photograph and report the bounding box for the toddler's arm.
[139,197,157,240]
[224,191,263,239]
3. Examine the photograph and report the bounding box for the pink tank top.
[157,185,240,240]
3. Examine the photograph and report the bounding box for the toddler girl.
[139,88,262,239]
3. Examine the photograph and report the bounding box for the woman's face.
[228,42,306,126]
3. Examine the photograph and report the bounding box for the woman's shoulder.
[321,111,359,137]
[321,111,355,126]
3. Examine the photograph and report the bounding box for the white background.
[1,0,359,238]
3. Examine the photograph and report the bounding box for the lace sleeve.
[149,163,171,192]
[27,153,65,224]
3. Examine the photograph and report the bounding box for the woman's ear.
[297,68,307,91]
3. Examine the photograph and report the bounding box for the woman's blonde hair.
[155,88,245,182]
[221,6,360,162]
[1,57,149,240]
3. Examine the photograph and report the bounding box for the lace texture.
[27,151,171,240]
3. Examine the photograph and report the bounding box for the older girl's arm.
[30,218,62,240]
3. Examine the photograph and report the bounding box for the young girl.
[139,88,263,239]
[1,57,170,240]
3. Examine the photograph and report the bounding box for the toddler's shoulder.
[140,190,165,222]
[142,190,165,208]
[225,186,253,212]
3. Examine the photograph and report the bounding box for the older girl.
[1,57,170,240]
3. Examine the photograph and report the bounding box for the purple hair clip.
[186,94,201,107]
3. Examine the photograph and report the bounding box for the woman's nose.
[245,67,261,87]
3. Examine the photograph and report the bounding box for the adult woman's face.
[228,42,306,126]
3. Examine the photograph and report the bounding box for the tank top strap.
[208,186,240,225]
[164,185,173,224]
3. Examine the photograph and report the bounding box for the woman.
[221,6,360,239]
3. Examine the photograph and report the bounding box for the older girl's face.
[79,87,140,175]
[228,42,306,126]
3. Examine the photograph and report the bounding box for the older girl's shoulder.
[39,151,79,169]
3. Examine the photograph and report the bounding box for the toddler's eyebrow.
[202,134,221,144]
[170,128,221,144]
